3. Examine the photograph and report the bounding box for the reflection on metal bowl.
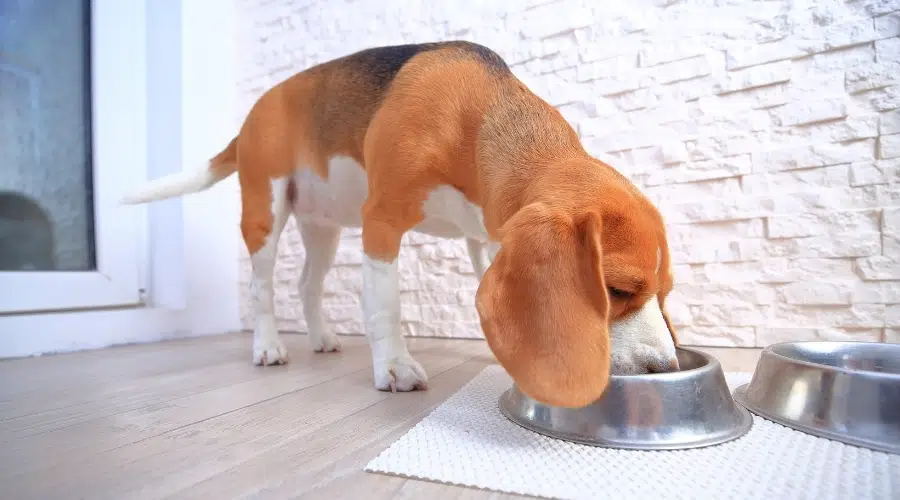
[733,341,900,455]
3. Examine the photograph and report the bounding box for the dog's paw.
[310,330,341,353]
[373,356,428,392]
[253,337,289,366]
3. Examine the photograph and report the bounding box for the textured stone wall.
[236,0,900,346]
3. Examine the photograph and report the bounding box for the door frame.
[0,0,243,358]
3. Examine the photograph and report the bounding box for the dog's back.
[251,41,510,173]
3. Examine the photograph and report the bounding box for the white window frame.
[0,0,242,358]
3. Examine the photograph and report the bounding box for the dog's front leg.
[361,254,428,391]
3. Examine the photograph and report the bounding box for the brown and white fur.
[122,41,680,408]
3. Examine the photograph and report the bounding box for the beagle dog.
[123,41,679,408]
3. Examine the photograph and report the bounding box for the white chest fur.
[291,156,489,242]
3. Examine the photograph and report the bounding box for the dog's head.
[475,181,678,408]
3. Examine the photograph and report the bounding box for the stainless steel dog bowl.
[499,347,752,450]
[733,341,900,455]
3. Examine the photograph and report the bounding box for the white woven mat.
[365,366,899,500]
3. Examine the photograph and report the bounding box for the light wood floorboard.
[0,333,761,499]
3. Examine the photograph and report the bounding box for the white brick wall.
[236,0,900,347]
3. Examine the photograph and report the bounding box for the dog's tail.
[120,137,238,205]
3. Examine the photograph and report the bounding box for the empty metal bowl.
[499,346,752,450]
[733,341,900,455]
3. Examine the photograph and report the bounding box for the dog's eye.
[608,287,633,299]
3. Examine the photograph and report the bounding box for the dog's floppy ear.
[661,307,680,346]
[475,202,611,408]
[656,233,680,347]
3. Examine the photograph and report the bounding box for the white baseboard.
[0,307,226,359]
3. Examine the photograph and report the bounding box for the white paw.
[373,356,428,392]
[310,330,341,353]
[253,337,289,366]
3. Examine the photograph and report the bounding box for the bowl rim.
[760,341,900,379]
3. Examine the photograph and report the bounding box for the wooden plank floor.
[0,333,762,499]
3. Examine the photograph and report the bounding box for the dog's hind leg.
[243,176,292,366]
[297,221,342,353]
[237,96,299,366]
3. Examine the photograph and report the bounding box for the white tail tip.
[119,165,221,205]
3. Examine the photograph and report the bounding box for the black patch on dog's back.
[453,41,510,74]
[347,41,511,93]
[348,44,431,91]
